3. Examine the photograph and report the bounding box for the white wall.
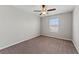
[0,6,40,49]
[73,6,79,53]
[40,12,72,40]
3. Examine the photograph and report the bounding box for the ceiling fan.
[34,5,56,15]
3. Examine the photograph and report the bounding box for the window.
[49,17,59,32]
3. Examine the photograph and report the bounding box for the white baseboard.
[0,34,40,50]
[72,40,79,53]
[41,34,72,41]
[1,34,78,53]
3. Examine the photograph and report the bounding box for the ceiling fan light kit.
[34,5,56,16]
[41,5,47,15]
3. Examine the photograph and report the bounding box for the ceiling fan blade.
[47,8,56,11]
[40,13,42,15]
[34,10,41,12]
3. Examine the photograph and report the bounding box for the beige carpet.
[0,35,78,54]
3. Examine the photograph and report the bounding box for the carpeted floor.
[0,35,78,54]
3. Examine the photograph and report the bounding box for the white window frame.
[48,17,60,32]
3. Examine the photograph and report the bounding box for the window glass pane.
[49,17,59,32]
